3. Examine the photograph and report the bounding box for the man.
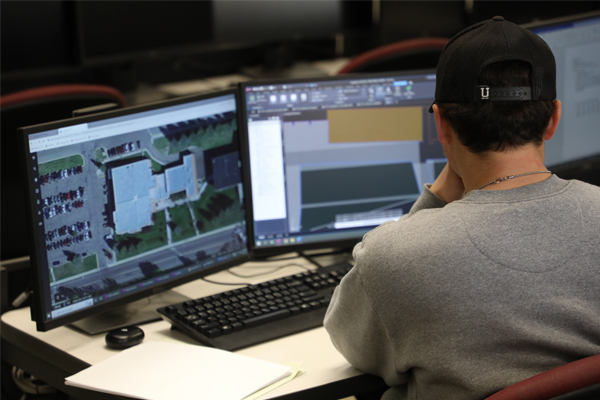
[324,16,600,400]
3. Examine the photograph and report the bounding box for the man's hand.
[430,163,465,203]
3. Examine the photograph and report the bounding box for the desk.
[1,257,387,400]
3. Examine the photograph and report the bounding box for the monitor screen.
[526,11,600,170]
[240,71,442,257]
[19,89,249,332]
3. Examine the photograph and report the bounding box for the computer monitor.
[19,89,249,332]
[75,1,213,67]
[525,11,600,183]
[75,1,356,69]
[239,70,441,257]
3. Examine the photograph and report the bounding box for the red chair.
[0,84,127,111]
[485,354,600,400]
[337,37,449,75]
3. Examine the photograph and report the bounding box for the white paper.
[66,341,291,400]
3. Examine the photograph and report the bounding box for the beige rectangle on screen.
[328,107,423,143]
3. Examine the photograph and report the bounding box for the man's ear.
[544,99,562,141]
[433,104,452,145]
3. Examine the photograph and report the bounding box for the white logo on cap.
[480,87,490,100]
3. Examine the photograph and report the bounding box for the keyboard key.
[199,321,220,333]
[232,322,244,332]
[303,294,325,303]
[206,328,222,338]
[184,314,199,323]
[243,309,291,328]
[300,304,311,313]
[221,325,233,335]
[190,319,207,330]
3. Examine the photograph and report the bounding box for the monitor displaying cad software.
[20,89,248,331]
[240,71,442,256]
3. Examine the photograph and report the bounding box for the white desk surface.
[2,257,378,399]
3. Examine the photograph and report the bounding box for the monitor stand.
[70,290,190,335]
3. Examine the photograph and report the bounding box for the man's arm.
[404,163,464,218]
[430,163,465,204]
[323,164,463,385]
[324,263,408,387]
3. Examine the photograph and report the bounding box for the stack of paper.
[66,341,295,400]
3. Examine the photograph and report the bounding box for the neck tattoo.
[477,170,552,190]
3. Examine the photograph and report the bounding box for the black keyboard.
[157,261,352,351]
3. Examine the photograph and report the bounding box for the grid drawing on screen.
[242,71,444,252]
[528,13,600,168]
[24,92,247,329]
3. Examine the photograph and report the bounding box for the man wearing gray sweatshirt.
[324,16,600,400]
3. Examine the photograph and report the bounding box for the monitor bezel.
[19,88,250,332]
[238,69,437,258]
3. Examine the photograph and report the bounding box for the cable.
[202,262,312,285]
[305,248,354,257]
[200,277,249,286]
[206,248,352,284]
[299,253,325,269]
[12,282,33,309]
[227,262,311,278]
[11,367,56,397]
[247,253,304,263]
[248,248,352,263]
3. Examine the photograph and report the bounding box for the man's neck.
[457,144,549,192]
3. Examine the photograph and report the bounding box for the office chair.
[0,84,127,313]
[337,37,449,74]
[485,354,600,400]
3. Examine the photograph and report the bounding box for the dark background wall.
[2,0,599,95]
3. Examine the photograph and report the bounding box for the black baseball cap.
[429,16,556,113]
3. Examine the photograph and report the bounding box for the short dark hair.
[437,60,556,154]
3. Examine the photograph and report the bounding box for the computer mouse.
[105,326,145,349]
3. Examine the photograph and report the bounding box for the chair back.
[337,37,449,74]
[485,354,600,400]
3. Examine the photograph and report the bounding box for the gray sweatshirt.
[324,175,600,400]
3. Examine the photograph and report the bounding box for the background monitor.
[74,1,373,86]
[76,1,213,67]
[525,11,600,185]
[239,70,441,257]
[19,89,249,332]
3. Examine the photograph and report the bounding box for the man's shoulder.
[564,179,600,206]
[569,179,600,193]
[354,209,464,269]
[363,207,454,242]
